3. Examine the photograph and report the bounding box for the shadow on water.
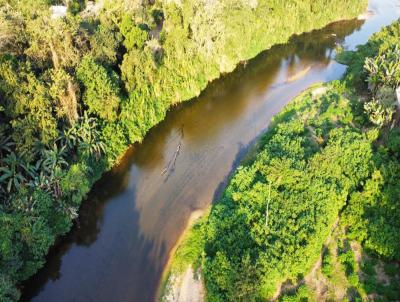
[21,1,400,301]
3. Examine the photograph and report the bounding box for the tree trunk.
[67,79,79,124]
[49,40,60,69]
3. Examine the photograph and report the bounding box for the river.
[21,0,400,301]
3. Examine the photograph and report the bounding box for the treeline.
[0,0,367,299]
[200,19,400,301]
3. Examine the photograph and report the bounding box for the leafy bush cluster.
[279,285,310,302]
[0,0,368,299]
[336,239,359,288]
[321,249,335,280]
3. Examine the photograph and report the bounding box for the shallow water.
[22,1,400,301]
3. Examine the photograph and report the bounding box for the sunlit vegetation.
[0,0,369,299]
[278,285,312,302]
[166,214,208,277]
[165,19,400,302]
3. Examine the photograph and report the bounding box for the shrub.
[322,251,335,279]
[76,56,121,121]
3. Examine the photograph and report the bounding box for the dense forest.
[0,0,369,300]
[164,20,400,301]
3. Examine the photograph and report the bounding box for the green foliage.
[25,14,83,69]
[279,285,310,302]
[74,113,106,160]
[343,159,400,260]
[322,250,335,279]
[361,257,377,276]
[89,24,121,66]
[76,56,121,121]
[0,57,58,155]
[363,98,395,128]
[387,128,400,154]
[119,15,149,50]
[357,254,400,301]
[0,189,57,282]
[337,19,400,265]
[340,20,400,90]
[337,239,361,290]
[168,214,208,276]
[364,46,400,93]
[68,0,86,15]
[101,122,128,164]
[0,153,29,193]
[0,274,20,302]
[361,45,400,127]
[60,163,90,206]
[47,68,79,125]
[383,263,398,277]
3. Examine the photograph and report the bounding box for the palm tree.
[76,113,106,159]
[41,143,68,175]
[27,170,51,191]
[60,112,106,160]
[0,152,28,192]
[0,131,14,159]
[364,46,400,94]
[60,125,79,151]
[78,139,106,160]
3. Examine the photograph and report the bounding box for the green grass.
[168,214,208,275]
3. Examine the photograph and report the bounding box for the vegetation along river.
[22,0,400,301]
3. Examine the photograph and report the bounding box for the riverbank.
[158,210,208,302]
[161,18,400,301]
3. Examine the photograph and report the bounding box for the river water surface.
[22,1,400,301]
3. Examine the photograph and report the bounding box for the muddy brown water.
[21,1,400,301]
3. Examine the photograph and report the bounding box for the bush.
[364,46,400,93]
[361,258,377,276]
[279,285,310,302]
[322,251,334,279]
[76,56,121,121]
[383,263,398,277]
[388,128,400,155]
[0,274,20,302]
[60,163,91,206]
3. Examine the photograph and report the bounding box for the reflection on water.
[21,1,400,301]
